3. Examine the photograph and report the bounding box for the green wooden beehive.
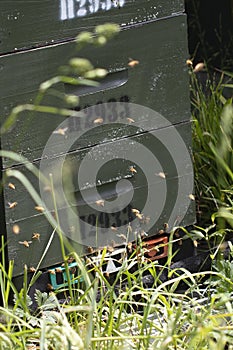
[0,0,195,278]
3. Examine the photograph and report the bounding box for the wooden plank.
[4,121,195,276]
[0,0,184,54]
[0,15,190,167]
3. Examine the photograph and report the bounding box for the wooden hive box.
[0,0,195,279]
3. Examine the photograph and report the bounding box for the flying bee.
[32,233,40,241]
[189,194,195,201]
[8,202,17,209]
[193,62,205,73]
[186,59,193,67]
[129,166,137,174]
[156,172,166,179]
[131,208,140,215]
[143,216,151,225]
[43,186,51,193]
[19,240,32,248]
[8,183,15,190]
[93,117,104,124]
[136,212,144,220]
[95,199,105,207]
[35,205,45,212]
[127,118,135,123]
[164,223,169,231]
[111,226,118,232]
[128,59,139,67]
[87,246,94,254]
[12,224,20,235]
[53,127,68,136]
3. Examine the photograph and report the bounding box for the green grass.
[191,70,233,228]
[1,244,233,349]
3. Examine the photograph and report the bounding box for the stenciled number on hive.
[60,0,126,20]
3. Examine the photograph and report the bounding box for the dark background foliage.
[185,0,233,69]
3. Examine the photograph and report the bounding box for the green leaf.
[34,289,57,311]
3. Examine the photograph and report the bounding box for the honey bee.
[93,117,104,124]
[186,59,193,67]
[48,269,56,275]
[140,231,148,238]
[143,216,151,225]
[111,226,118,232]
[127,118,135,123]
[136,212,144,220]
[193,62,205,73]
[69,266,76,274]
[128,59,139,67]
[43,186,51,193]
[19,240,32,248]
[107,245,114,253]
[95,199,105,207]
[193,240,198,248]
[32,233,40,241]
[129,166,137,174]
[127,242,133,253]
[87,246,94,254]
[131,208,140,215]
[67,256,75,264]
[35,205,45,212]
[189,194,195,201]
[47,283,54,291]
[8,183,15,190]
[53,127,68,136]
[156,172,166,179]
[158,229,165,235]
[164,223,169,231]
[29,267,36,272]
[55,268,63,273]
[8,202,17,209]
[12,224,20,235]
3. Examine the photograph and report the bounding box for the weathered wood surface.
[0,15,190,167]
[0,0,184,54]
